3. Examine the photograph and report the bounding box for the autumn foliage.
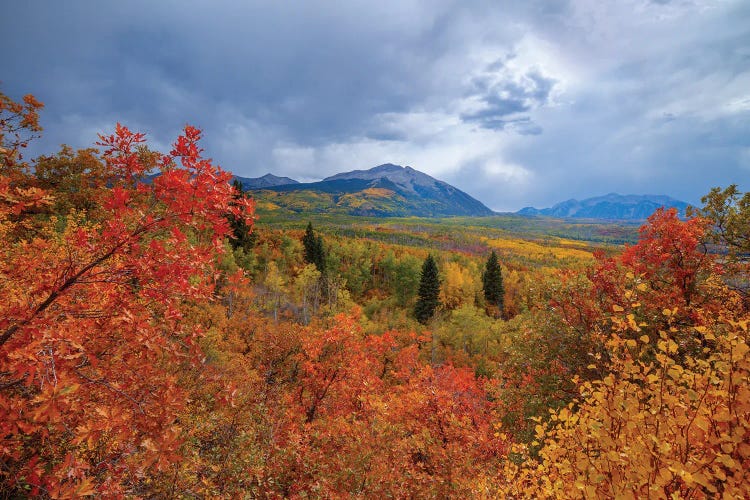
[1,90,748,498]
[497,209,750,498]
[0,93,254,495]
[502,311,750,498]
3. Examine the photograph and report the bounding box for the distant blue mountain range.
[517,193,689,221]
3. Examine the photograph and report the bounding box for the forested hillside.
[1,92,748,498]
[247,164,495,217]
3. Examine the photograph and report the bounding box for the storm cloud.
[2,0,748,211]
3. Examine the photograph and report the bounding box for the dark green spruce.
[302,222,326,273]
[228,179,257,252]
[414,254,440,324]
[482,250,504,315]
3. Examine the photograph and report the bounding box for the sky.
[2,0,749,211]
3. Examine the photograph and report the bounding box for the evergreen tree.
[414,254,440,324]
[303,222,317,264]
[314,235,326,273]
[482,251,504,314]
[228,179,257,252]
[302,222,326,273]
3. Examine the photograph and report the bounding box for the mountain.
[247,164,494,217]
[325,164,441,193]
[517,193,689,220]
[234,173,299,189]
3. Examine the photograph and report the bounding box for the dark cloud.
[462,65,557,132]
[3,2,442,147]
[1,0,748,211]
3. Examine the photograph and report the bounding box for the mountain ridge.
[517,193,689,220]
[241,164,495,217]
[234,173,299,189]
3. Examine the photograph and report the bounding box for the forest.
[1,92,749,498]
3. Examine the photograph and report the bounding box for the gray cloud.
[461,65,557,131]
[1,0,748,211]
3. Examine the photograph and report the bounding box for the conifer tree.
[228,179,257,252]
[302,222,326,273]
[303,222,317,263]
[414,254,440,324]
[482,250,504,314]
[315,234,326,273]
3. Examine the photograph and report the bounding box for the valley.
[1,94,748,498]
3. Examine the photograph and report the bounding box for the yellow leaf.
[627,314,640,331]
[613,304,624,312]
[734,341,749,358]
[667,340,678,354]
[639,335,650,344]
[717,454,736,468]
[694,416,709,432]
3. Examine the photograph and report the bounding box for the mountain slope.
[235,173,299,189]
[325,164,440,194]
[248,164,494,217]
[518,193,689,220]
